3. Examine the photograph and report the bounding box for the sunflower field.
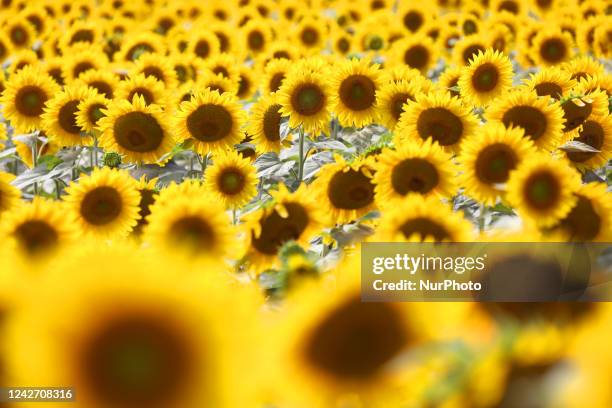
[0,0,611,406]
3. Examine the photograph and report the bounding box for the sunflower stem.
[297,125,305,183]
[92,136,99,168]
[478,203,486,233]
[31,141,39,195]
[232,208,237,225]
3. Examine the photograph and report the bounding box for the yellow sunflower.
[0,197,78,259]
[76,92,110,134]
[389,34,439,74]
[242,183,324,272]
[330,58,383,128]
[41,85,98,147]
[564,114,612,170]
[187,30,220,61]
[4,16,36,50]
[61,44,110,82]
[398,4,435,33]
[204,150,258,209]
[438,66,463,98]
[277,67,332,136]
[0,31,14,63]
[522,67,576,99]
[116,74,170,108]
[2,247,261,408]
[196,70,239,95]
[375,79,427,131]
[98,95,174,164]
[64,167,141,240]
[561,55,605,83]
[312,156,377,225]
[6,49,39,75]
[396,91,478,153]
[174,89,246,156]
[118,31,166,61]
[143,194,236,261]
[506,154,581,228]
[549,182,612,242]
[236,65,257,100]
[373,194,473,242]
[242,19,273,57]
[261,58,292,95]
[0,172,21,216]
[530,27,574,67]
[0,65,61,133]
[457,123,537,205]
[486,90,565,151]
[293,16,327,54]
[60,19,103,50]
[131,52,179,89]
[248,93,284,154]
[73,69,121,99]
[373,138,456,209]
[458,49,514,106]
[452,34,488,66]
[201,53,241,82]
[130,176,158,237]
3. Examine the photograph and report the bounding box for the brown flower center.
[301,27,319,46]
[291,84,325,116]
[560,98,592,132]
[10,26,29,46]
[127,88,154,105]
[15,86,47,116]
[416,107,463,146]
[247,31,264,51]
[269,73,285,93]
[327,168,375,210]
[142,67,164,83]
[404,45,429,70]
[132,188,157,236]
[169,216,216,252]
[540,38,567,63]
[390,93,412,120]
[80,186,122,225]
[462,45,485,64]
[303,296,409,380]
[475,143,518,184]
[90,81,114,98]
[399,217,451,241]
[252,203,309,255]
[59,100,81,134]
[194,40,210,58]
[263,104,282,142]
[566,120,604,162]
[73,62,95,79]
[186,105,233,142]
[523,171,560,210]
[217,168,245,195]
[403,12,423,32]
[534,82,563,99]
[391,158,440,195]
[502,106,547,141]
[471,63,499,92]
[558,195,600,241]
[339,74,376,111]
[70,29,94,45]
[114,111,164,152]
[14,220,59,255]
[87,103,107,126]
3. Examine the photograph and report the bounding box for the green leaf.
[37,154,63,170]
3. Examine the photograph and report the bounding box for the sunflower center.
[186,104,233,142]
[523,171,560,210]
[263,104,282,142]
[248,31,264,51]
[273,51,291,60]
[560,98,592,132]
[114,111,164,152]
[59,100,81,134]
[269,73,285,93]
[327,168,375,210]
[176,65,188,83]
[475,143,518,184]
[133,188,157,235]
[339,74,376,111]
[79,313,194,407]
[540,38,567,63]
[291,84,325,116]
[558,195,600,241]
[533,82,562,99]
[463,45,486,64]
[128,88,154,105]
[403,46,429,70]
[400,217,450,241]
[74,62,95,79]
[463,20,477,35]
[502,106,547,141]
[403,12,423,32]
[128,44,154,61]
[390,93,412,120]
[90,81,114,98]
[218,168,245,195]
[471,63,499,92]
[169,216,216,251]
[499,0,519,13]
[142,67,164,83]
[304,296,408,380]
[416,107,463,145]
[194,40,210,58]
[88,103,107,126]
[71,29,94,45]
[10,26,28,45]
[337,38,350,53]
[14,220,59,255]
[15,86,47,116]
[367,35,384,51]
[391,158,440,195]
[301,27,318,46]
[80,186,123,225]
[566,120,603,162]
[252,203,310,255]
[216,32,229,52]
[448,78,460,97]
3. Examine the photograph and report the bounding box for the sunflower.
[41,56,67,87]
[242,19,273,57]
[209,21,240,55]
[168,53,197,84]
[130,176,158,237]
[522,67,575,99]
[559,90,608,134]
[116,74,170,108]
[293,16,327,54]
[261,58,292,95]
[0,198,78,258]
[4,16,36,50]
[61,45,110,81]
[592,22,611,59]
[390,34,439,74]
[452,35,488,66]
[506,154,581,228]
[144,194,236,261]
[277,67,331,135]
[64,167,141,239]
[76,92,110,134]
[375,79,425,131]
[131,53,179,89]
[42,85,98,147]
[457,123,537,205]
[2,247,260,408]
[396,91,478,153]
[174,89,246,156]
[373,138,456,209]
[74,69,121,99]
[487,23,513,55]
[573,73,612,98]
[204,150,258,209]
[0,172,21,217]
[187,30,220,61]
[0,31,13,63]
[458,49,514,106]
[549,183,612,242]
[312,156,377,225]
[560,55,605,82]
[331,27,354,57]
[6,49,39,75]
[98,95,174,164]
[0,65,61,134]
[118,32,166,61]
[486,90,565,151]
[196,70,239,95]
[60,19,103,50]
[261,40,301,64]
[201,53,241,82]
[242,183,324,272]
[236,66,257,100]
[248,93,284,154]
[530,28,574,67]
[14,134,60,168]
[438,66,462,98]
[398,4,434,33]
[374,194,473,242]
[564,114,612,170]
[329,58,382,129]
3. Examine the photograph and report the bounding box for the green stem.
[478,203,486,233]
[297,126,305,183]
[31,141,39,195]
[92,137,99,168]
